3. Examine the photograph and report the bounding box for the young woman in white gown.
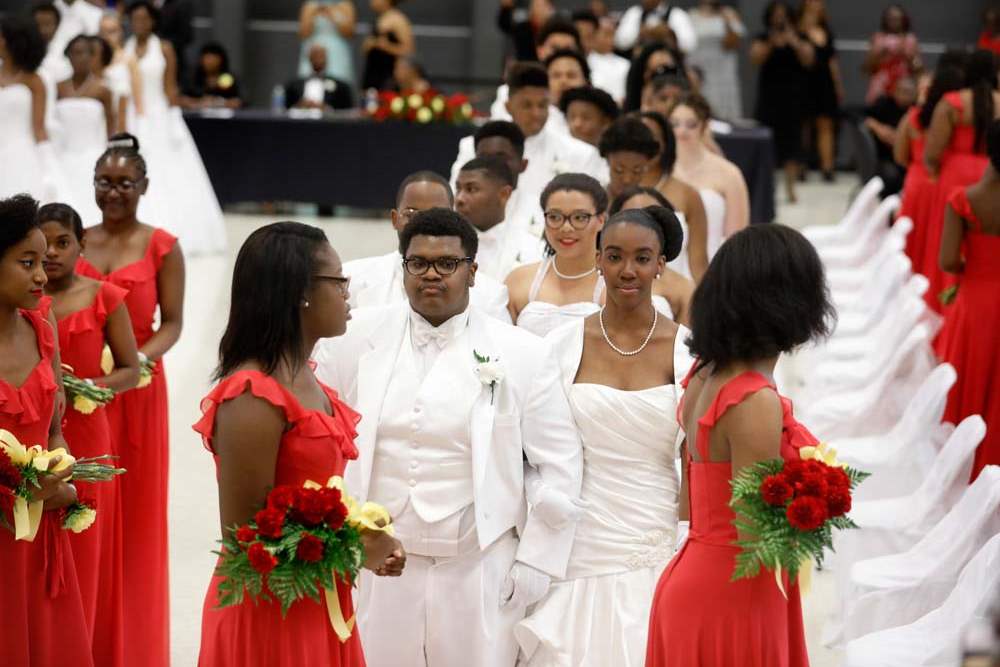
[668,92,750,257]
[98,14,137,133]
[123,2,226,255]
[0,15,66,202]
[506,174,689,337]
[55,35,114,227]
[515,205,694,667]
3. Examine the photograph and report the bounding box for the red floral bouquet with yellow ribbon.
[214,477,393,641]
[730,443,869,592]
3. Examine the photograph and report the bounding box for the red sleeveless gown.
[936,188,1000,482]
[77,227,176,667]
[193,370,366,667]
[897,108,935,276]
[646,371,813,666]
[0,308,94,666]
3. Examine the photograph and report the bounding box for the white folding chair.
[843,532,1000,667]
[843,466,1000,641]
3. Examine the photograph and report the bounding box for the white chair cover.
[826,217,911,295]
[844,467,1000,642]
[803,176,884,248]
[843,532,1000,667]
[818,195,900,270]
[833,274,928,340]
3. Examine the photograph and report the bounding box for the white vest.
[368,324,477,526]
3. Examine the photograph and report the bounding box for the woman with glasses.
[516,205,691,667]
[76,133,183,667]
[506,173,687,337]
[197,221,403,667]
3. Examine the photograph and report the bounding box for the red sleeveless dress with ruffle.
[76,227,175,667]
[0,308,94,667]
[646,371,813,667]
[936,188,1000,482]
[898,108,935,276]
[193,370,366,667]
[920,93,990,314]
[42,281,128,667]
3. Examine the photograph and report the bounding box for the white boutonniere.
[551,159,573,175]
[474,350,504,405]
[325,79,337,92]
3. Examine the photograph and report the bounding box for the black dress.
[753,32,810,164]
[362,28,400,91]
[804,26,839,118]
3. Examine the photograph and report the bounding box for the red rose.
[296,533,325,563]
[781,460,808,485]
[826,467,851,491]
[760,474,793,506]
[254,507,285,539]
[796,471,829,498]
[826,488,852,517]
[267,486,298,511]
[247,542,278,574]
[235,526,257,543]
[325,497,349,530]
[786,496,828,531]
[292,488,330,527]
[0,453,23,490]
[0,486,14,513]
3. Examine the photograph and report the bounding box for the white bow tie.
[412,322,450,350]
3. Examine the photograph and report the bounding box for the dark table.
[184,110,775,222]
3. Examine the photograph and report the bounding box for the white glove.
[524,466,588,531]
[674,520,690,554]
[500,562,551,609]
[168,107,186,147]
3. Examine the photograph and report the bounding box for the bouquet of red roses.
[214,477,393,638]
[368,89,475,124]
[730,443,869,586]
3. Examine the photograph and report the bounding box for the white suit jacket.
[313,303,584,578]
[344,251,512,323]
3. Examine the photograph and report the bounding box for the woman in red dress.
[39,202,140,667]
[194,222,405,666]
[0,194,93,666]
[936,120,1000,482]
[76,133,184,667]
[646,224,835,666]
[894,64,964,284]
[923,50,1000,313]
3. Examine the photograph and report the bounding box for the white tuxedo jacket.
[313,303,584,578]
[344,251,512,323]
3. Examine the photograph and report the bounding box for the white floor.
[166,175,858,666]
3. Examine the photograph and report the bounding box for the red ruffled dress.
[193,370,365,667]
[646,371,813,667]
[897,108,935,276]
[936,188,1000,482]
[42,282,128,667]
[920,93,990,314]
[0,308,94,667]
[76,227,176,667]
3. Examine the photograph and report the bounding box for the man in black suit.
[285,44,354,111]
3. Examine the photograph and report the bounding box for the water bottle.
[364,87,378,113]
[271,85,286,114]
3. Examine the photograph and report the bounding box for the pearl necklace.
[599,306,658,357]
[552,257,596,280]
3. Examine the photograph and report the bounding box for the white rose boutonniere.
[552,159,573,175]
[474,350,504,405]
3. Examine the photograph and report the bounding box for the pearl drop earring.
[303,300,310,308]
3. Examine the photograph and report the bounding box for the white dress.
[700,187,726,259]
[0,83,55,201]
[516,257,675,337]
[515,319,693,666]
[667,210,691,279]
[687,11,744,120]
[125,35,226,255]
[54,97,105,226]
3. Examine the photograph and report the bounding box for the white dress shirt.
[51,0,103,54]
[588,52,631,104]
[476,221,544,281]
[614,3,698,53]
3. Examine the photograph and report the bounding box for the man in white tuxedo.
[576,11,631,105]
[455,156,542,282]
[452,63,608,233]
[313,209,583,667]
[343,170,511,321]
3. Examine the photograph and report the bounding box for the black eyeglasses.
[312,274,350,295]
[543,210,597,230]
[402,256,473,276]
[94,178,142,193]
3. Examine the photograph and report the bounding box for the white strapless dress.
[515,320,694,667]
[0,84,50,200]
[54,97,106,226]
[516,258,675,337]
[667,210,691,279]
[700,188,726,259]
[125,35,226,255]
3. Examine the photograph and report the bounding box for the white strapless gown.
[125,35,226,255]
[0,84,50,200]
[54,98,106,226]
[700,188,726,259]
[667,210,691,279]
[515,321,693,666]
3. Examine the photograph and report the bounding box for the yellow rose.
[460,102,473,119]
[217,73,234,90]
[799,442,845,468]
[430,96,445,113]
[100,345,113,375]
[406,93,423,109]
[415,106,433,124]
[389,96,406,114]
[73,395,99,415]
[64,506,97,533]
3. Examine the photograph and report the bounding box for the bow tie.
[411,321,450,350]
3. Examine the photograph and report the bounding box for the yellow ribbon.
[301,476,394,642]
[1,431,76,541]
[774,559,814,599]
